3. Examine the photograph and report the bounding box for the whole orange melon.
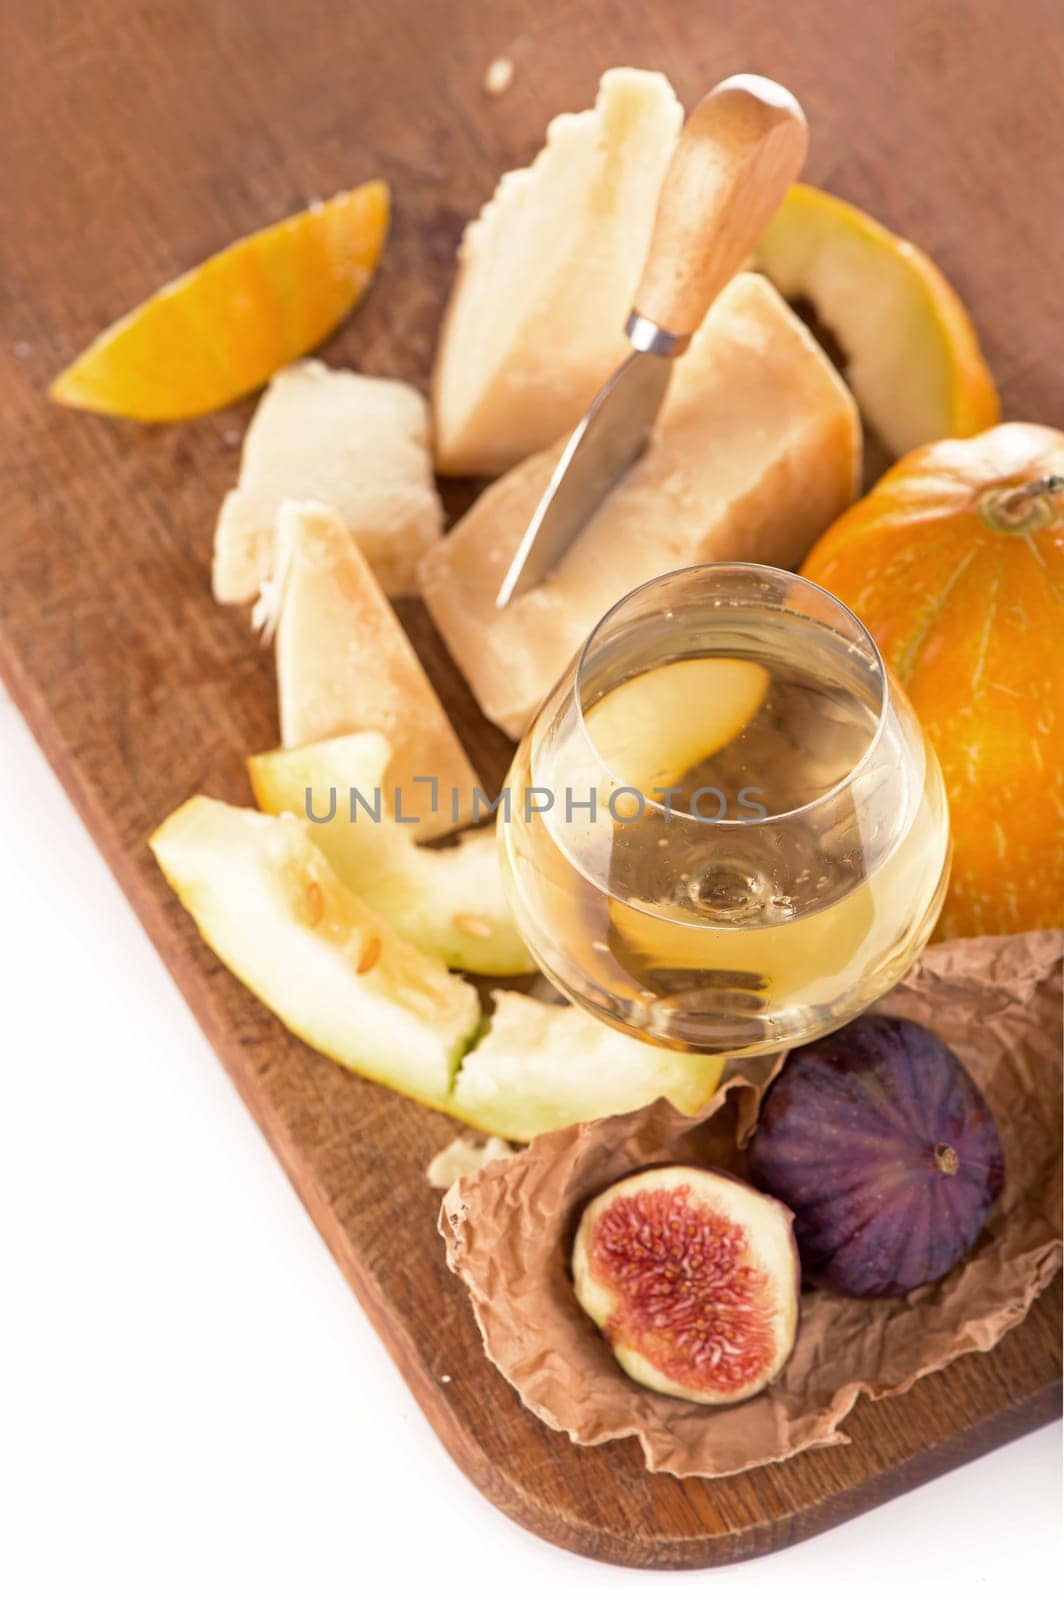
[802,423,1063,939]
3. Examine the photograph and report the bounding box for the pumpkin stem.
[934,1142,960,1176]
[977,475,1064,536]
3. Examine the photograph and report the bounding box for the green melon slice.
[248,732,533,976]
[150,797,481,1109]
[152,796,721,1140]
[450,990,723,1141]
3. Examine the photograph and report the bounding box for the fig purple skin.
[748,1016,1005,1299]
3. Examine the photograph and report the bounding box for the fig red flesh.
[749,1015,1005,1299]
[572,1165,799,1405]
[590,1184,778,1391]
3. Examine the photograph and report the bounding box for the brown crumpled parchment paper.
[440,931,1063,1479]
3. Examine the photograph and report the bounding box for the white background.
[1,687,1059,1599]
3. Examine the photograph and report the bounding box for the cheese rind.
[420,273,862,739]
[273,501,480,840]
[213,360,442,603]
[432,68,683,476]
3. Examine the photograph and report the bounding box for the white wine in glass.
[498,564,950,1055]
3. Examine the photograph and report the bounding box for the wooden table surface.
[1,0,1061,1568]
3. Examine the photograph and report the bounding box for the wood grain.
[1,0,1061,1569]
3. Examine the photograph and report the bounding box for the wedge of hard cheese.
[420,273,862,738]
[272,501,480,840]
[432,67,682,476]
[213,360,442,604]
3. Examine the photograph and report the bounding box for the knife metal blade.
[495,349,672,609]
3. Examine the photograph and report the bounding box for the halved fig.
[572,1165,799,1405]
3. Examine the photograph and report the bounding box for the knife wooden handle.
[630,75,808,349]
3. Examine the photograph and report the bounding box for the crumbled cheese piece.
[483,56,514,96]
[213,360,442,603]
[427,1134,514,1189]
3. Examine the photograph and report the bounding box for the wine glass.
[497,562,950,1055]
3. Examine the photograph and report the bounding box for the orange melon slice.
[753,184,998,457]
[49,182,389,421]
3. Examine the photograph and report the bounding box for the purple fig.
[748,1016,1004,1299]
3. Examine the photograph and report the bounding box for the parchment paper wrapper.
[440,931,1063,1478]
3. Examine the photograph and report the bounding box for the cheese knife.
[496,74,808,608]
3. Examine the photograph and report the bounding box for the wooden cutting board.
[2,0,1060,1570]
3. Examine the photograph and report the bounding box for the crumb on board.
[483,56,515,97]
[427,1133,514,1189]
